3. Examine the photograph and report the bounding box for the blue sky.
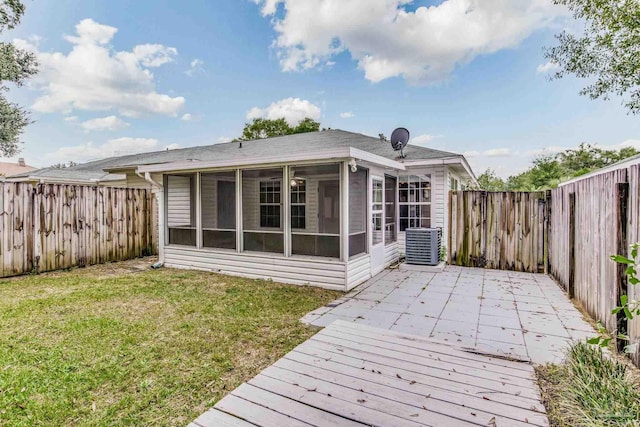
[2,0,639,177]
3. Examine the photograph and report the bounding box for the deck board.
[196,321,549,427]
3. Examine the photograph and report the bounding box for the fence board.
[449,191,547,273]
[549,169,627,333]
[0,182,157,278]
[627,164,640,365]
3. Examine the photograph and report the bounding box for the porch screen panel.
[201,171,236,250]
[349,168,367,258]
[385,175,397,243]
[166,174,196,246]
[290,164,340,258]
[242,168,284,254]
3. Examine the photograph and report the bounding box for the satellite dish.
[390,127,410,158]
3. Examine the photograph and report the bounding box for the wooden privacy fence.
[550,165,640,365]
[449,191,549,273]
[0,182,157,278]
[449,163,640,366]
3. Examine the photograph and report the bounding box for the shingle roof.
[10,129,463,182]
[0,161,37,177]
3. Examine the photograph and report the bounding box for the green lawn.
[0,260,340,426]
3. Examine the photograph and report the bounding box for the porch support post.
[154,186,165,262]
[195,172,202,249]
[236,168,242,253]
[283,165,291,257]
[341,161,350,263]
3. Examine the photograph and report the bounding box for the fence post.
[616,182,629,351]
[568,192,576,299]
[545,190,551,274]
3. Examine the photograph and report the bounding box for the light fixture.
[348,159,358,173]
[290,178,297,187]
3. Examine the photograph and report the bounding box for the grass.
[536,342,640,426]
[0,260,340,426]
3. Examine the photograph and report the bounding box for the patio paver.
[305,265,595,364]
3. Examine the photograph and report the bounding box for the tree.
[476,169,506,191]
[505,144,639,190]
[50,161,78,169]
[234,117,320,141]
[0,1,37,156]
[545,0,640,114]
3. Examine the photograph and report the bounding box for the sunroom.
[138,148,408,291]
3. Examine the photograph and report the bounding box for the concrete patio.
[302,265,595,364]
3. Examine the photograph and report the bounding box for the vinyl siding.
[346,254,371,290]
[167,175,192,227]
[164,246,346,290]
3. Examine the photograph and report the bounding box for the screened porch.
[163,162,371,261]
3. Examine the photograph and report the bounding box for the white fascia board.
[404,156,476,183]
[349,148,406,171]
[137,147,406,174]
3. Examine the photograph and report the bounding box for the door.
[318,180,340,234]
[370,176,386,275]
[217,180,236,229]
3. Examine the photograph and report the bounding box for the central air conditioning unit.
[405,228,441,266]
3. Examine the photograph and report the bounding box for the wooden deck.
[190,320,549,426]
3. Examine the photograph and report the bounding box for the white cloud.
[247,97,321,126]
[411,134,438,146]
[132,44,178,67]
[484,148,513,157]
[255,0,564,84]
[340,111,355,119]
[186,58,205,76]
[18,19,184,118]
[181,113,193,121]
[537,60,560,74]
[217,136,233,143]
[80,115,129,132]
[463,150,480,157]
[48,137,176,163]
[63,116,78,122]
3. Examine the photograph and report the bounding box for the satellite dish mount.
[390,127,410,158]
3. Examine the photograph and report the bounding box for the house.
[8,130,475,290]
[0,158,36,178]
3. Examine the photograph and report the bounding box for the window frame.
[372,177,384,246]
[259,180,282,229]
[398,175,432,231]
[290,179,306,230]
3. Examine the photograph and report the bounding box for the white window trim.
[371,176,384,247]
[399,174,432,231]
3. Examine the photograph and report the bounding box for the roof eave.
[403,155,477,183]
[137,147,407,174]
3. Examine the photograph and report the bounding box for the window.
[372,178,383,245]
[399,175,431,231]
[166,174,196,246]
[259,181,281,228]
[349,168,368,257]
[201,171,236,250]
[385,175,397,243]
[291,164,340,258]
[290,180,306,229]
[243,168,284,254]
[450,176,459,191]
